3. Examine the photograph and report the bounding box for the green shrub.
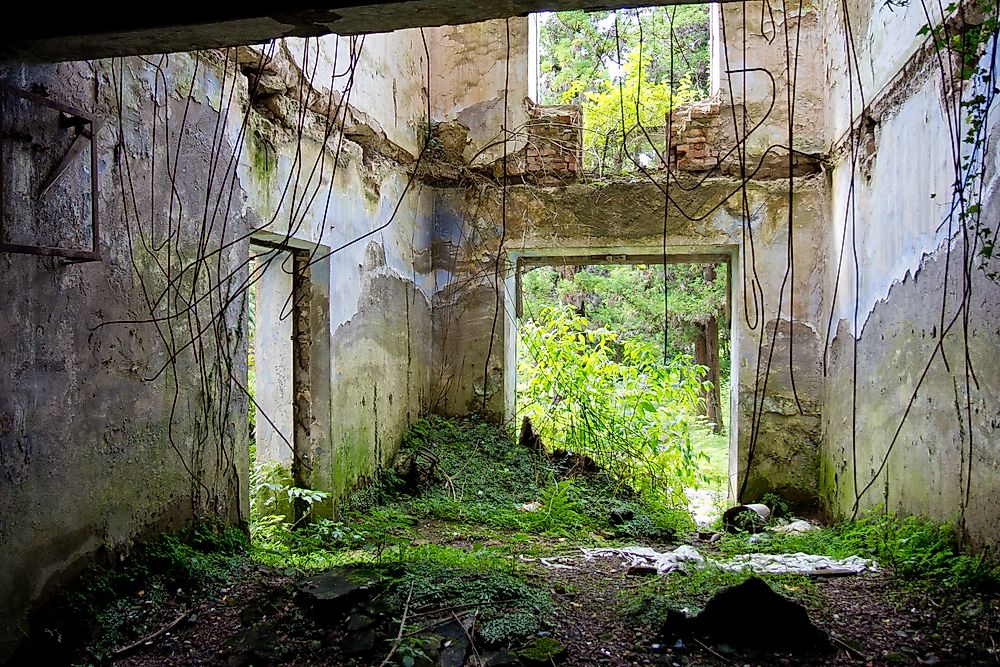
[720,508,1000,590]
[518,306,711,502]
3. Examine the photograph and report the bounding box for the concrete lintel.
[3,0,737,63]
[517,252,730,267]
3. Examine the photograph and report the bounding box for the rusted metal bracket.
[0,83,100,262]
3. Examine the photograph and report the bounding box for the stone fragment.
[482,650,525,666]
[660,577,831,653]
[437,620,471,667]
[516,637,567,665]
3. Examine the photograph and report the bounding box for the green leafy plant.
[581,51,701,173]
[720,508,1000,590]
[518,305,712,504]
[523,478,586,535]
[537,8,711,174]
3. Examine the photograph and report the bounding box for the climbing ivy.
[914,0,1000,280]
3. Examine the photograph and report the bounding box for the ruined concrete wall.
[431,174,830,505]
[235,34,435,507]
[820,0,1000,546]
[429,4,833,506]
[0,54,250,658]
[716,0,827,165]
[0,29,439,655]
[426,18,530,166]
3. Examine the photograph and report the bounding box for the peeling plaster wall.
[717,0,827,159]
[0,55,250,659]
[431,175,829,505]
[426,18,530,165]
[235,34,435,507]
[282,31,430,157]
[0,32,436,656]
[821,0,1000,546]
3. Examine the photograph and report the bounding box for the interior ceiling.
[1,0,722,63]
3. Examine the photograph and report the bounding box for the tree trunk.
[558,265,586,315]
[705,313,722,433]
[704,264,722,433]
[700,265,723,433]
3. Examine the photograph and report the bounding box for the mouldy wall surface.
[821,0,1000,546]
[0,29,439,657]
[430,174,829,506]
[235,32,436,511]
[0,55,250,660]
[718,0,827,159]
[426,18,530,166]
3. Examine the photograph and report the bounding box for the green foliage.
[539,8,711,105]
[377,415,692,538]
[720,509,1000,590]
[246,414,694,577]
[521,478,586,535]
[249,460,340,571]
[392,546,554,645]
[518,305,712,502]
[538,7,710,174]
[56,521,248,659]
[582,52,701,174]
[521,264,729,378]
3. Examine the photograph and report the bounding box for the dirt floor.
[28,417,1000,667]
[92,529,999,667]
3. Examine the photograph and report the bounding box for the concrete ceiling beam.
[2,0,727,63]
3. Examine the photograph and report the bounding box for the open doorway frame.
[249,233,332,520]
[505,245,740,502]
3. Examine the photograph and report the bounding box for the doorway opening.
[511,253,733,526]
[247,237,331,526]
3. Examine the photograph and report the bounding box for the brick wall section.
[522,101,582,186]
[669,99,723,173]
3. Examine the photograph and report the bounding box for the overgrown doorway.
[512,255,731,525]
[247,238,332,526]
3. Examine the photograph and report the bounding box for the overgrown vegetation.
[519,263,731,506]
[518,306,713,502]
[33,521,248,662]
[521,264,729,371]
[248,415,694,567]
[719,508,1000,590]
[244,415,696,648]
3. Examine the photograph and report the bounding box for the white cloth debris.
[539,557,577,570]
[578,545,878,576]
[719,552,878,575]
[771,520,816,534]
[581,545,705,574]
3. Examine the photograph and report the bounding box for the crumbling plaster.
[426,19,530,166]
[0,26,439,657]
[820,0,1000,546]
[0,54,250,659]
[430,173,830,506]
[4,0,1000,659]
